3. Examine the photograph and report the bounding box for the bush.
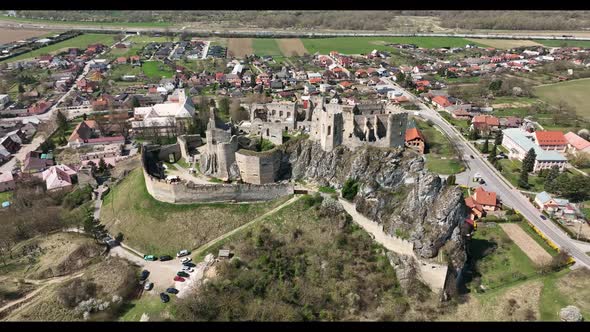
[341,178,359,201]
[62,185,94,210]
[302,193,323,208]
[57,279,97,308]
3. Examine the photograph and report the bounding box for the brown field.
[227,38,253,58]
[0,28,53,44]
[500,223,552,266]
[468,38,543,49]
[277,38,308,56]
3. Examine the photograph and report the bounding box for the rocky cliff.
[279,138,468,270]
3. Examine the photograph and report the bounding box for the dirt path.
[500,223,553,266]
[192,195,300,257]
[0,272,84,316]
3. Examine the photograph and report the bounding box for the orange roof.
[472,115,499,126]
[473,187,497,207]
[432,95,452,107]
[405,128,424,142]
[535,131,567,146]
[564,132,590,151]
[339,81,353,87]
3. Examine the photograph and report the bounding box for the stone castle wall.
[143,167,293,203]
[235,149,280,184]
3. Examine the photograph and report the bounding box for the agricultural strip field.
[227,38,253,58]
[302,36,476,54]
[2,33,115,63]
[252,38,282,56]
[534,39,590,48]
[0,28,57,44]
[533,78,590,120]
[276,38,308,56]
[499,223,552,266]
[467,38,543,49]
[100,168,292,255]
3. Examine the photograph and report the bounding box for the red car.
[174,276,185,282]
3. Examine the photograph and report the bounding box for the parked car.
[140,270,150,281]
[144,255,157,261]
[177,271,190,278]
[181,265,194,273]
[144,282,154,291]
[540,215,547,220]
[159,255,173,261]
[173,276,185,282]
[478,179,485,184]
[177,249,190,257]
[180,257,191,264]
[470,155,474,159]
[182,262,195,268]
[166,288,179,294]
[160,293,170,303]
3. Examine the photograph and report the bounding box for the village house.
[132,89,195,136]
[534,191,579,221]
[405,127,425,154]
[40,164,77,191]
[68,120,125,148]
[23,151,55,174]
[0,171,15,192]
[27,101,52,115]
[431,95,452,110]
[465,187,499,219]
[471,115,500,135]
[564,131,590,155]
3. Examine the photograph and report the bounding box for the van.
[177,250,190,258]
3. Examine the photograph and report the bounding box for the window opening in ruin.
[328,126,331,135]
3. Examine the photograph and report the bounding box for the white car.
[177,249,190,257]
[181,266,194,273]
[180,257,192,264]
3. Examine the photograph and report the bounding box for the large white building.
[501,128,567,172]
[132,89,195,135]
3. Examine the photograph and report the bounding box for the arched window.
[286,112,291,118]
[279,111,283,117]
[328,126,331,136]
[266,128,270,136]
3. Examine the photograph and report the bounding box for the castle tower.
[319,104,344,152]
[386,112,408,148]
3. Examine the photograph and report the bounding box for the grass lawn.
[497,159,545,192]
[0,190,13,203]
[252,38,282,56]
[2,33,115,63]
[302,36,474,55]
[100,168,291,256]
[119,294,176,321]
[534,39,590,48]
[534,78,590,120]
[141,61,174,79]
[416,120,465,175]
[440,112,470,130]
[538,268,590,321]
[470,224,540,290]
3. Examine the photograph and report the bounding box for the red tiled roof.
[473,187,497,207]
[564,132,590,151]
[405,128,424,142]
[535,131,567,146]
[472,115,499,127]
[432,95,452,108]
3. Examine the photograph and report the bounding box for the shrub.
[57,279,97,308]
[341,178,359,201]
[62,185,94,210]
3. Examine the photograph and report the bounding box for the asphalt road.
[381,77,590,268]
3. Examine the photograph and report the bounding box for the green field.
[302,36,475,54]
[2,33,115,63]
[252,38,282,56]
[141,61,174,79]
[0,191,13,203]
[100,168,291,255]
[534,78,590,120]
[416,120,465,175]
[534,39,590,48]
[119,294,177,321]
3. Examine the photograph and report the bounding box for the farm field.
[100,168,292,256]
[533,78,590,120]
[227,38,253,58]
[534,39,590,48]
[2,33,115,63]
[467,38,543,49]
[252,38,282,56]
[499,223,552,266]
[302,36,476,54]
[0,28,56,44]
[276,38,308,56]
[0,15,174,28]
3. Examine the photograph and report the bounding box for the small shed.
[218,249,231,259]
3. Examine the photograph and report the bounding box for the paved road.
[381,77,590,268]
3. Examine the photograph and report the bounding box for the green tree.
[469,128,479,141]
[544,166,560,193]
[98,158,108,175]
[518,167,529,189]
[494,131,503,146]
[487,144,497,163]
[56,110,68,132]
[341,178,359,201]
[481,138,489,154]
[446,174,456,186]
[396,72,406,84]
[489,80,502,91]
[522,148,537,173]
[218,97,230,118]
[18,84,25,93]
